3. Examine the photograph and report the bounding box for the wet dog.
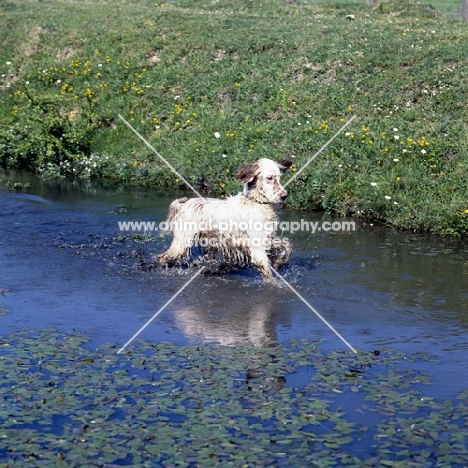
[158,158,292,282]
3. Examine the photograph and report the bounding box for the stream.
[1,171,467,398]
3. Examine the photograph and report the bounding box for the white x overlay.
[117,114,358,353]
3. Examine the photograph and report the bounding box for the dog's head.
[238,158,292,204]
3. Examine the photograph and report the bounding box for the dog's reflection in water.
[172,282,291,347]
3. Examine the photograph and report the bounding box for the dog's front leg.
[249,247,277,284]
[270,239,292,270]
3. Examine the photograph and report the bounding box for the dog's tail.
[165,197,189,224]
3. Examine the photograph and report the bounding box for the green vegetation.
[1,328,468,466]
[415,0,463,15]
[1,0,467,235]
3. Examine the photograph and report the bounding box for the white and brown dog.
[158,158,292,282]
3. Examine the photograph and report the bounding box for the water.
[1,170,467,399]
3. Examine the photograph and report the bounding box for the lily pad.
[0,329,467,466]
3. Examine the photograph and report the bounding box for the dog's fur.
[158,158,292,281]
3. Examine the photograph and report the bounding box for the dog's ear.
[238,163,260,183]
[277,159,293,173]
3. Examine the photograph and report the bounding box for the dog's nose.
[280,190,288,201]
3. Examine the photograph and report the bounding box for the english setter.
[158,158,292,282]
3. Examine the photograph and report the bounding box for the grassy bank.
[1,0,467,235]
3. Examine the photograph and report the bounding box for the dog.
[158,158,292,282]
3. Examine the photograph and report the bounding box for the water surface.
[1,171,467,399]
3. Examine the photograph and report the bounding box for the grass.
[1,0,468,235]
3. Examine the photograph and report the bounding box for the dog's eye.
[266,176,274,181]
